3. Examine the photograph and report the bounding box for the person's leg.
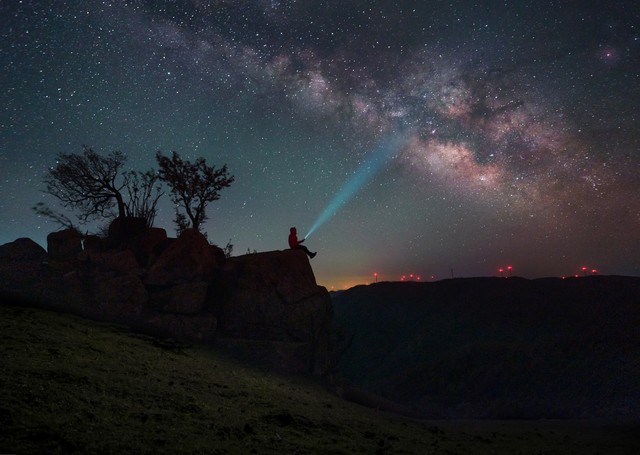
[294,245,316,258]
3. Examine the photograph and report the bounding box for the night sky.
[2,1,639,289]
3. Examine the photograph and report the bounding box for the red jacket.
[288,231,300,248]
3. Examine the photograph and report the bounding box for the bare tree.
[222,239,233,258]
[156,151,234,233]
[43,146,127,223]
[40,146,162,228]
[121,170,164,227]
[32,202,78,231]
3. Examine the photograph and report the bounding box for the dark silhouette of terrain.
[3,299,640,454]
[0,221,332,376]
[2,221,640,451]
[332,276,640,420]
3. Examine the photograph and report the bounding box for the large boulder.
[135,227,168,266]
[106,218,167,267]
[0,238,50,303]
[107,216,147,244]
[0,238,47,262]
[47,229,83,262]
[215,249,333,375]
[82,234,104,253]
[94,274,148,320]
[217,249,330,339]
[77,249,141,279]
[148,281,209,314]
[144,229,220,286]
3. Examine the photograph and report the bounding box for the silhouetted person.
[288,227,316,258]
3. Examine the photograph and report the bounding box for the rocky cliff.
[0,219,333,376]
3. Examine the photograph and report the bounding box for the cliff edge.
[0,221,332,376]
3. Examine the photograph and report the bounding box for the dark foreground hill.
[332,276,640,420]
[2,300,640,454]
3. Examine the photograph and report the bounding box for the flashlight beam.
[305,130,408,239]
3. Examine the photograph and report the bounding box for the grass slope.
[1,301,639,454]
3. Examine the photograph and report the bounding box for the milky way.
[2,1,639,288]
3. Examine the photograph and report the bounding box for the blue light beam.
[305,130,408,239]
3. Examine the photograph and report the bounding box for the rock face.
[0,219,333,376]
[0,238,49,303]
[216,250,333,375]
[0,237,47,262]
[47,229,83,262]
[145,228,219,286]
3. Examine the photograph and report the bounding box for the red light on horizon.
[398,273,425,282]
[576,266,599,276]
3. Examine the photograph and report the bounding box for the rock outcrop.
[0,238,50,303]
[0,219,333,376]
[47,229,83,262]
[145,228,221,286]
[0,237,47,262]
[215,250,333,375]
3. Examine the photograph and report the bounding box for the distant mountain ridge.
[332,276,640,419]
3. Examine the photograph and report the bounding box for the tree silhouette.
[156,151,234,233]
[121,169,164,227]
[40,146,162,228]
[43,146,128,223]
[32,202,78,231]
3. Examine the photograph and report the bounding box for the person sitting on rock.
[288,227,316,258]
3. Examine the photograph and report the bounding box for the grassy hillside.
[1,300,639,454]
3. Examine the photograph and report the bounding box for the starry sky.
[2,1,639,289]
